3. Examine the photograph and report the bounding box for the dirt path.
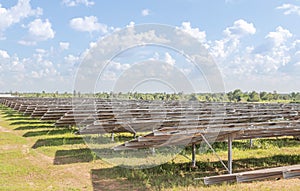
[0,125,11,132]
[0,117,95,190]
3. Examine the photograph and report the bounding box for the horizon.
[1,90,299,95]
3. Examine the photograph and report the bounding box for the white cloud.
[18,40,36,46]
[141,9,150,16]
[89,41,97,48]
[59,42,70,50]
[164,52,176,66]
[224,19,256,37]
[0,47,76,92]
[178,22,206,43]
[210,19,256,60]
[35,48,46,54]
[10,57,25,72]
[64,54,80,64]
[0,0,42,38]
[19,19,55,45]
[0,50,9,58]
[212,25,299,92]
[126,21,135,28]
[276,4,300,16]
[101,71,117,81]
[109,61,130,71]
[62,0,94,7]
[28,19,55,41]
[266,26,292,47]
[180,68,192,75]
[70,16,107,33]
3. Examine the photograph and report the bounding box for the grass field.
[0,105,299,191]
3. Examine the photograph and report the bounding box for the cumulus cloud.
[18,18,55,45]
[204,21,299,91]
[64,54,80,64]
[224,19,256,37]
[164,52,176,66]
[276,4,300,16]
[141,9,150,16]
[0,46,78,91]
[210,19,256,60]
[266,26,292,47]
[62,0,94,7]
[101,71,117,81]
[126,21,135,28]
[18,40,36,46]
[177,22,206,43]
[109,61,130,71]
[0,50,9,59]
[70,16,107,33]
[212,24,299,92]
[59,42,70,50]
[89,41,97,48]
[28,19,55,41]
[0,0,42,38]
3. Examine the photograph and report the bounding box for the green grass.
[0,105,299,190]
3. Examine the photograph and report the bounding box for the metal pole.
[200,134,230,173]
[151,147,155,155]
[249,138,253,148]
[111,133,114,142]
[228,135,233,174]
[192,144,196,168]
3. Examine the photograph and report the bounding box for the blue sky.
[0,0,300,93]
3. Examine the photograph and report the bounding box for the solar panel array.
[1,97,299,184]
[1,97,300,151]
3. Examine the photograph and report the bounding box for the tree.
[188,93,198,101]
[291,92,298,101]
[272,91,279,100]
[233,89,243,102]
[260,91,268,101]
[227,91,234,102]
[266,93,273,101]
[248,91,260,102]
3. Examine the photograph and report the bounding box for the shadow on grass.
[5,116,29,120]
[23,128,75,137]
[6,117,37,121]
[91,168,146,191]
[199,138,300,153]
[32,137,85,148]
[91,154,300,190]
[1,109,29,119]
[54,148,100,165]
[54,143,163,166]
[15,125,55,130]
[10,121,53,125]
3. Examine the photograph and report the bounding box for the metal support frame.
[126,124,137,136]
[191,143,196,167]
[200,134,230,173]
[228,135,233,174]
[111,132,114,142]
[249,138,253,148]
[151,147,155,155]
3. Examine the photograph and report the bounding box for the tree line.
[10,89,300,103]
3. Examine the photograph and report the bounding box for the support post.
[111,132,114,142]
[191,143,196,168]
[151,147,155,155]
[249,138,253,148]
[228,135,233,174]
